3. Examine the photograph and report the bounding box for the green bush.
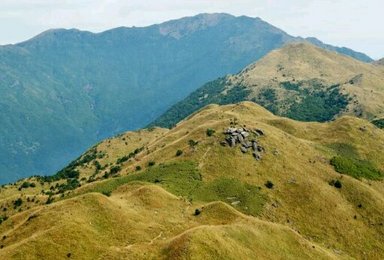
[19,181,35,190]
[330,156,383,180]
[206,128,216,137]
[13,198,23,207]
[188,140,198,148]
[135,166,142,171]
[102,190,112,197]
[110,165,121,175]
[0,215,8,225]
[372,118,384,129]
[176,150,183,157]
[329,179,342,188]
[265,181,274,189]
[148,161,156,167]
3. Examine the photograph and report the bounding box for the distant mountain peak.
[304,37,373,62]
[158,13,236,39]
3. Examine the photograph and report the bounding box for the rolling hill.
[151,43,384,128]
[0,13,373,183]
[0,102,383,259]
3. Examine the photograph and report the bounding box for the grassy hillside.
[151,43,384,128]
[0,102,383,258]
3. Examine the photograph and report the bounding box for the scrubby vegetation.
[329,179,342,189]
[283,82,348,122]
[148,78,251,128]
[264,181,274,189]
[151,77,350,129]
[0,215,8,225]
[206,128,216,137]
[372,118,384,129]
[19,181,36,190]
[116,147,144,164]
[330,156,383,180]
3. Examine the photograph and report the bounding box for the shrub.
[13,198,23,207]
[46,196,54,204]
[135,166,142,171]
[110,165,121,175]
[20,182,31,189]
[194,208,201,216]
[265,181,274,189]
[334,180,342,188]
[116,156,129,164]
[102,190,112,197]
[372,118,384,129]
[0,216,8,225]
[206,128,215,137]
[188,140,198,148]
[148,161,155,167]
[329,179,342,188]
[175,150,183,157]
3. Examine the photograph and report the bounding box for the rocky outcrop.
[222,126,265,160]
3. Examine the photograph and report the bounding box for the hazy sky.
[0,0,382,59]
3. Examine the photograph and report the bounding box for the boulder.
[255,129,265,136]
[253,152,262,160]
[240,146,248,153]
[230,137,236,147]
[238,134,244,143]
[241,131,249,138]
[252,141,258,151]
[225,127,237,134]
[244,141,253,148]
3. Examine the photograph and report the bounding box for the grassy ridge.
[77,161,266,216]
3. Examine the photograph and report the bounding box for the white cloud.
[0,0,382,58]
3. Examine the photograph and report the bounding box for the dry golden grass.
[0,102,383,259]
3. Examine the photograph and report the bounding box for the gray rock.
[220,141,227,147]
[241,131,249,138]
[253,152,262,160]
[255,129,265,136]
[257,146,265,152]
[230,137,236,147]
[238,134,244,143]
[225,127,237,134]
[240,146,248,153]
[244,141,253,148]
[252,141,258,151]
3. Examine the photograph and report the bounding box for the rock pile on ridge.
[221,127,265,160]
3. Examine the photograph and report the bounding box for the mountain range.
[0,13,375,183]
[0,102,383,258]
